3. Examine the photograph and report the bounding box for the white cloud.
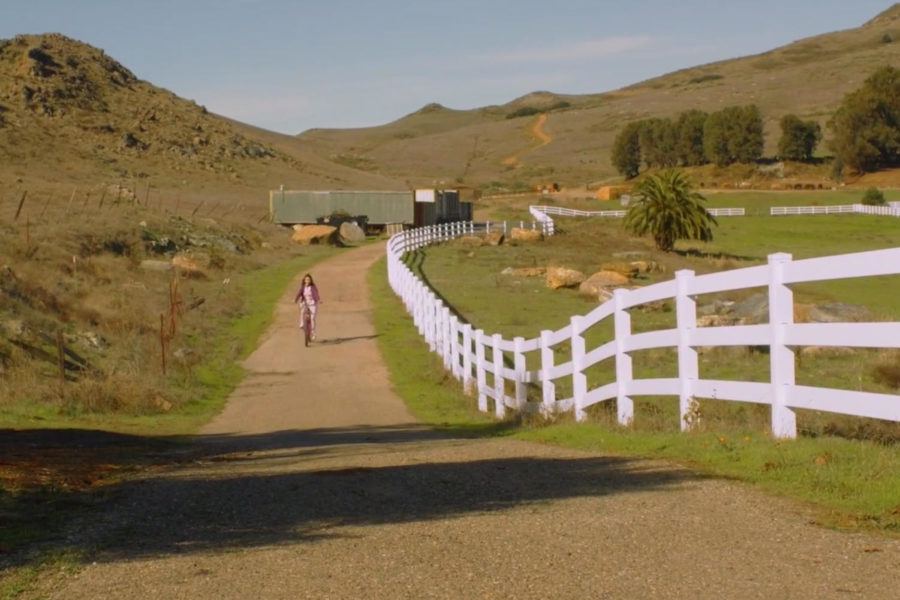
[486,35,657,63]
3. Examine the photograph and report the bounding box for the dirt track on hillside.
[21,243,900,600]
[502,113,551,166]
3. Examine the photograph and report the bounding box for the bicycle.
[300,303,313,347]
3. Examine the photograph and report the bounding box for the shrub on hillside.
[506,106,541,119]
[861,187,886,205]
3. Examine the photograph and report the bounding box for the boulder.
[456,235,484,248]
[697,314,738,327]
[339,221,366,244]
[698,299,735,316]
[630,260,660,273]
[808,302,869,323]
[292,224,338,245]
[546,266,585,289]
[484,231,505,246]
[583,269,630,287]
[509,227,543,242]
[578,279,615,303]
[600,261,638,277]
[732,293,769,324]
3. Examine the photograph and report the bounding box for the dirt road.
[23,243,900,599]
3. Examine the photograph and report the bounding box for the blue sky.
[2,1,895,134]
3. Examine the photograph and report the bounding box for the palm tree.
[623,169,717,252]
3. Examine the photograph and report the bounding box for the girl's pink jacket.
[294,283,320,304]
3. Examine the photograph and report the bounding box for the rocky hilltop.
[0,33,404,200]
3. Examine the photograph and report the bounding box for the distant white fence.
[771,204,900,217]
[387,223,900,438]
[530,205,745,236]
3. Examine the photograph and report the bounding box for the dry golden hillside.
[297,4,900,191]
[4,6,900,202]
[0,33,407,205]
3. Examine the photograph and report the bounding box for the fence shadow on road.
[312,334,379,346]
[1,425,703,568]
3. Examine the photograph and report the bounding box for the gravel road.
[21,243,900,599]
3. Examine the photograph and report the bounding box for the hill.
[0,33,407,205]
[5,8,900,200]
[297,4,900,191]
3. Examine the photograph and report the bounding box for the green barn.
[269,190,414,226]
[269,188,476,229]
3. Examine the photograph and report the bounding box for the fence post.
[462,323,473,393]
[514,336,527,410]
[426,292,437,352]
[442,307,452,370]
[614,289,634,426]
[476,329,487,412]
[570,315,587,422]
[439,304,453,371]
[414,282,425,336]
[675,269,699,431]
[450,315,461,379]
[768,252,797,439]
[540,329,556,413]
[492,333,505,417]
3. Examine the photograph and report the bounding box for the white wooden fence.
[529,205,745,235]
[387,224,900,438]
[771,204,900,217]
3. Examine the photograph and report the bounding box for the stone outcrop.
[509,228,542,242]
[584,270,630,287]
[484,231,505,246]
[456,235,484,248]
[546,266,585,289]
[578,270,630,301]
[292,224,338,245]
[339,221,366,244]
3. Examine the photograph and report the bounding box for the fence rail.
[770,203,900,216]
[387,222,900,438]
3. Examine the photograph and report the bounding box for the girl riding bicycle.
[294,273,321,341]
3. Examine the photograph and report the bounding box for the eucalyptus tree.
[675,109,708,166]
[611,121,643,178]
[828,65,900,173]
[778,114,822,161]
[623,169,717,252]
[704,105,764,166]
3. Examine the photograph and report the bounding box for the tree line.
[611,65,900,179]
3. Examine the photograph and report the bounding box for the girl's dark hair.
[303,273,315,285]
